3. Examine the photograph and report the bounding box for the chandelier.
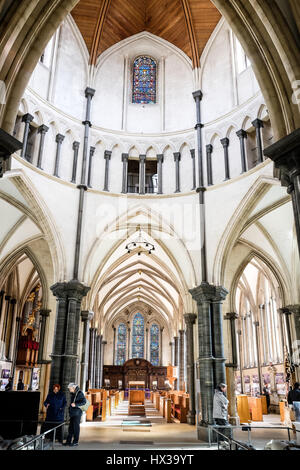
[125,228,155,256]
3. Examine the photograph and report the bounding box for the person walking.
[213,383,231,447]
[63,383,86,447]
[17,378,24,390]
[5,377,13,391]
[263,384,271,412]
[42,384,67,443]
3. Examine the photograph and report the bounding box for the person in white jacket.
[213,383,230,445]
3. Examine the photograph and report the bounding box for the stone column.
[169,341,174,365]
[49,281,90,395]
[157,154,164,194]
[7,299,17,360]
[87,146,95,188]
[264,129,300,260]
[139,155,146,195]
[252,118,264,164]
[121,153,129,193]
[100,340,106,387]
[279,307,293,358]
[146,328,149,361]
[190,149,196,190]
[127,326,131,360]
[221,137,230,181]
[174,336,179,390]
[254,321,263,394]
[193,90,204,187]
[36,125,49,170]
[286,305,300,369]
[184,313,197,425]
[1,295,11,359]
[236,129,248,173]
[80,310,93,392]
[95,334,101,388]
[189,282,228,439]
[206,144,213,186]
[88,327,95,387]
[37,309,51,363]
[92,331,97,388]
[0,129,22,177]
[71,141,80,183]
[223,312,239,424]
[103,150,112,191]
[173,152,181,193]
[160,327,164,366]
[112,326,116,365]
[178,329,185,390]
[21,113,34,160]
[53,133,65,177]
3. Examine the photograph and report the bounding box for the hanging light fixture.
[125,227,155,255]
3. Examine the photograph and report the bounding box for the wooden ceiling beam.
[90,0,111,65]
[180,0,200,69]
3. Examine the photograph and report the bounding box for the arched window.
[132,56,157,104]
[150,324,160,366]
[116,323,127,365]
[132,313,145,358]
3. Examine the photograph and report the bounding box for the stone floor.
[54,400,293,451]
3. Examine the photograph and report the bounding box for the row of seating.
[150,390,190,423]
[84,389,124,422]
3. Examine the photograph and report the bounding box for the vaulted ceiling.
[71,0,221,67]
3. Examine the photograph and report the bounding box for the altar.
[128,381,145,405]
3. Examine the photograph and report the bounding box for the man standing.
[63,383,86,447]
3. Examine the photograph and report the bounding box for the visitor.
[5,377,13,391]
[263,384,271,411]
[42,384,67,443]
[213,383,231,448]
[288,382,300,422]
[17,378,24,390]
[63,383,86,447]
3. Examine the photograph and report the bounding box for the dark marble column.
[146,328,149,361]
[37,309,51,363]
[0,129,22,177]
[169,341,174,365]
[178,329,185,390]
[236,327,244,393]
[80,310,93,392]
[193,90,204,187]
[21,113,34,160]
[173,152,181,193]
[103,150,112,191]
[160,327,164,366]
[53,133,65,177]
[279,307,293,358]
[157,154,164,194]
[88,327,95,387]
[92,331,97,388]
[95,334,101,388]
[286,305,300,367]
[264,129,300,259]
[174,335,179,390]
[254,320,263,394]
[190,149,196,190]
[184,313,197,425]
[252,118,264,164]
[1,295,11,358]
[7,299,16,360]
[206,144,213,186]
[189,282,228,438]
[100,339,106,387]
[139,155,146,195]
[224,313,239,368]
[87,146,95,188]
[220,137,230,180]
[121,153,129,194]
[71,141,80,183]
[127,326,131,360]
[49,280,90,395]
[236,129,248,173]
[112,326,116,365]
[36,125,49,170]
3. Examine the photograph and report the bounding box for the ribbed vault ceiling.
[71,0,221,66]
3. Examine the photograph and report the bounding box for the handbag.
[73,390,90,412]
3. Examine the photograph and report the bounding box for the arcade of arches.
[0,0,300,445]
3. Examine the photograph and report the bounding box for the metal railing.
[0,420,66,450]
[208,424,300,450]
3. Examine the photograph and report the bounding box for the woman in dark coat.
[42,384,67,443]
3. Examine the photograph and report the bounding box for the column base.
[187,412,196,425]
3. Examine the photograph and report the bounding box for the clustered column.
[80,310,93,392]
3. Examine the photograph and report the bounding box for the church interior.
[0,0,300,451]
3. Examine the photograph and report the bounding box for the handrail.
[210,426,252,450]
[9,421,67,450]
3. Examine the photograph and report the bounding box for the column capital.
[169,341,174,346]
[122,153,129,162]
[85,87,96,99]
[173,152,181,162]
[190,149,195,159]
[157,154,164,163]
[184,313,197,326]
[189,282,228,303]
[206,144,213,153]
[5,295,11,301]
[264,129,300,183]
[82,120,92,127]
[10,298,17,305]
[81,310,94,322]
[38,124,49,134]
[236,129,248,139]
[104,150,112,160]
[286,304,300,316]
[102,341,107,346]
[90,146,96,157]
[55,133,65,144]
[139,154,146,162]
[73,141,80,150]
[192,90,203,101]
[0,129,22,176]
[252,118,264,129]
[50,280,90,301]
[220,137,230,148]
[22,113,34,124]
[278,307,291,315]
[224,312,239,321]
[40,309,51,317]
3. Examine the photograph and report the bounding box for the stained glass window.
[150,324,160,366]
[132,313,145,358]
[132,56,157,104]
[116,323,127,365]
